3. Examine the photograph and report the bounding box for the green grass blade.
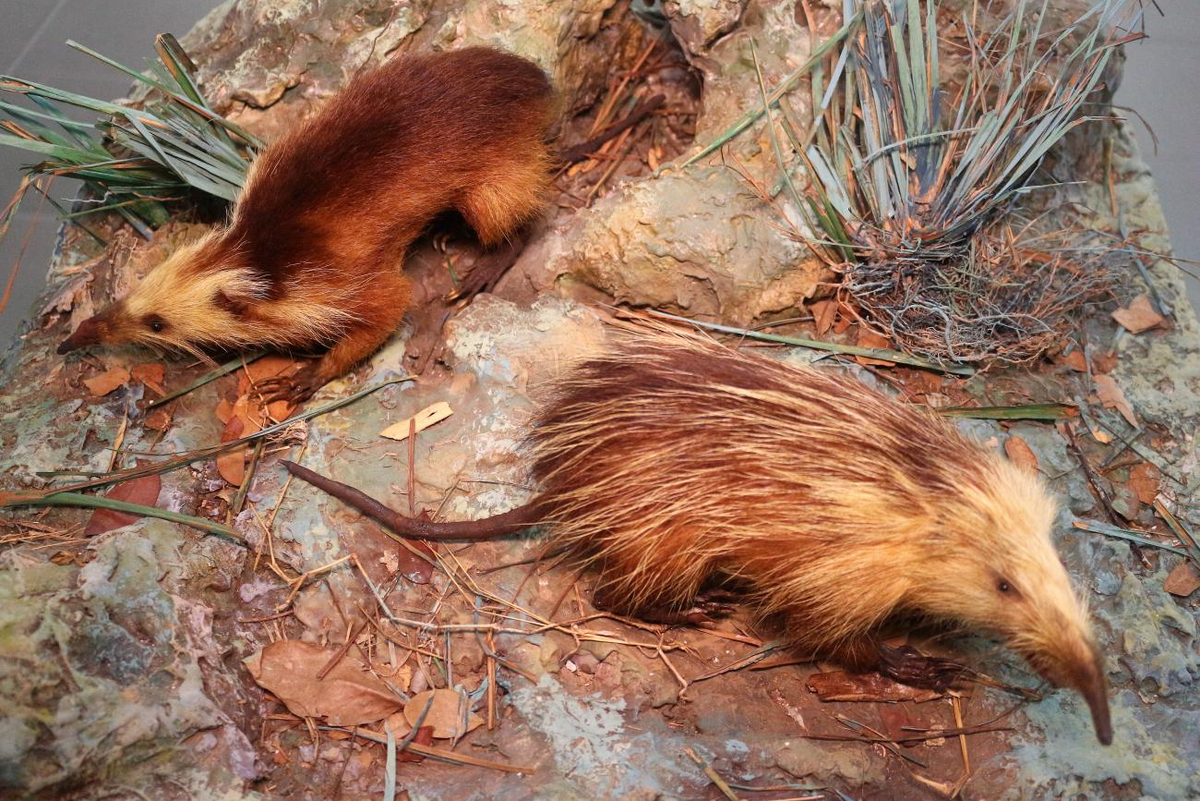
[937,403,1076,420]
[3,490,242,542]
[682,8,862,166]
[648,311,975,375]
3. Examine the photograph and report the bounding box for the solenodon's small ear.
[215,290,250,318]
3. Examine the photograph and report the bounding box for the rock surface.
[1,1,1197,799]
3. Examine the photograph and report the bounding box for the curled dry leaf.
[131,363,166,396]
[395,537,435,585]
[143,407,172,432]
[1128,462,1161,506]
[1093,374,1137,427]
[1092,351,1118,375]
[810,299,838,336]
[1062,350,1087,372]
[1111,294,1165,334]
[1164,562,1200,598]
[1004,435,1040,474]
[380,402,454,441]
[805,670,941,703]
[854,327,894,367]
[832,302,854,335]
[403,689,483,739]
[83,367,132,397]
[84,473,163,536]
[243,354,301,386]
[245,640,403,726]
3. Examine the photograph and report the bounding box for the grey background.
[0,0,1196,346]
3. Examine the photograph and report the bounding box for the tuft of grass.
[785,0,1137,254]
[723,0,1143,363]
[0,33,256,244]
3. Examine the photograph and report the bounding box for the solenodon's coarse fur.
[58,47,555,399]
[285,331,1113,745]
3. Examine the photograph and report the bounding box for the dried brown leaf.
[1092,351,1118,374]
[382,712,429,762]
[832,303,855,335]
[84,474,163,536]
[1062,350,1087,372]
[394,539,435,585]
[217,416,246,486]
[144,407,173,432]
[854,327,894,367]
[1004,435,1040,473]
[877,703,921,748]
[245,640,403,726]
[245,355,300,384]
[214,398,235,425]
[810,299,838,336]
[403,689,483,739]
[1164,562,1200,598]
[131,363,166,396]
[83,367,131,397]
[1093,375,1137,427]
[1111,295,1165,334]
[1128,462,1161,505]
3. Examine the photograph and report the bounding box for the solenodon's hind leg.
[452,152,547,300]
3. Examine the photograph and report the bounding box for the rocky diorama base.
[1,1,1197,798]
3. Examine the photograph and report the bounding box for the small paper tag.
[379,402,454,441]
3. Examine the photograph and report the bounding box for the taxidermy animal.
[58,47,555,400]
[283,331,1113,744]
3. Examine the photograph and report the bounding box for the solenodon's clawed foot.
[876,643,967,691]
[256,364,324,405]
[636,598,738,627]
[446,237,526,303]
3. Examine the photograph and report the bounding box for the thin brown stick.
[324,726,535,774]
[587,39,658,136]
[107,409,129,473]
[803,723,1012,746]
[407,417,417,518]
[486,631,497,731]
[684,747,740,801]
[952,694,971,777]
[561,94,666,164]
[317,619,369,680]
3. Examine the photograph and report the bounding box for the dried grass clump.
[753,0,1141,364]
[844,224,1124,362]
[0,34,256,240]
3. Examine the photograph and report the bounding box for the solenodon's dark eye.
[144,314,166,333]
[997,579,1011,593]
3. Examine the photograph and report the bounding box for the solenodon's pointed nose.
[1083,677,1113,745]
[57,316,103,354]
[1077,654,1113,745]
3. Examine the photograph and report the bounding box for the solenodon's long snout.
[57,316,104,354]
[1080,664,1113,746]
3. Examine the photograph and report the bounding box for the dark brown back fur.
[231,47,555,291]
